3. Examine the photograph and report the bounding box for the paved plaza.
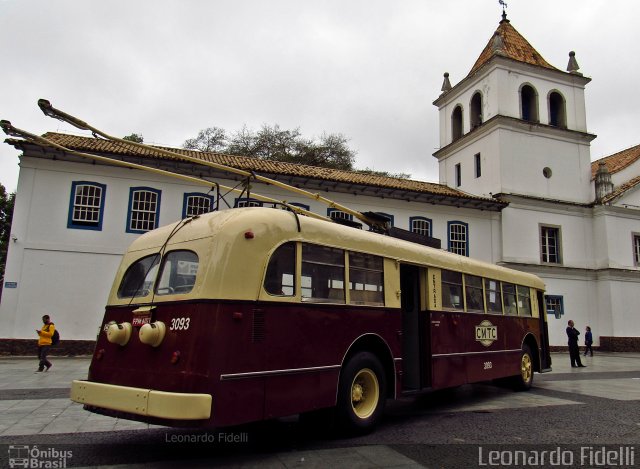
[0,352,638,467]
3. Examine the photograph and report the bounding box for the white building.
[1,13,639,352]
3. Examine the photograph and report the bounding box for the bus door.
[400,264,430,390]
[538,292,552,371]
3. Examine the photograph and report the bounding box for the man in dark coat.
[566,320,585,368]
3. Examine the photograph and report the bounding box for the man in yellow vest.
[35,314,55,372]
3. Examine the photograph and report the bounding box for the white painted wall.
[0,155,500,340]
[542,274,599,347]
[593,207,640,268]
[501,203,594,268]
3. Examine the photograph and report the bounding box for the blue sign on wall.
[4,282,17,288]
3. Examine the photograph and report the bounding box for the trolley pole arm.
[36,99,384,231]
[0,119,328,222]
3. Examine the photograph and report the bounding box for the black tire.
[336,351,386,435]
[512,344,534,391]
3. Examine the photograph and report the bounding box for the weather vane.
[499,0,507,12]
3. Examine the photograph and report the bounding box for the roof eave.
[6,135,507,212]
[432,114,597,160]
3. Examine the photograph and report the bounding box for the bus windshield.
[117,254,160,298]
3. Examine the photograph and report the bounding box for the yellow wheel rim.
[351,368,379,419]
[521,353,532,383]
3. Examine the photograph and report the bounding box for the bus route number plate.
[132,315,151,327]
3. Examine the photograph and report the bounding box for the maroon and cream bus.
[71,207,551,434]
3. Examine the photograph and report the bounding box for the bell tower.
[432,13,596,203]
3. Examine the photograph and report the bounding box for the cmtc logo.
[475,320,497,347]
[8,445,72,468]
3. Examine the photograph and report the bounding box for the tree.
[0,183,16,284]
[123,133,144,143]
[184,125,357,171]
[183,127,227,152]
[355,168,412,179]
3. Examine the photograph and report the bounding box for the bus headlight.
[139,321,166,347]
[106,322,132,346]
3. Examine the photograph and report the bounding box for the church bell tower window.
[470,92,483,130]
[520,84,539,122]
[548,91,567,128]
[451,105,463,142]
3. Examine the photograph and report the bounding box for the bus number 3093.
[170,317,190,331]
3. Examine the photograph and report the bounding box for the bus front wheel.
[512,344,534,391]
[336,352,386,434]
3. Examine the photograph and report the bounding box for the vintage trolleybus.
[1,100,552,434]
[71,206,552,434]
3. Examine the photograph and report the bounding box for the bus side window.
[156,250,199,295]
[264,242,296,296]
[301,244,345,303]
[349,252,384,306]
[442,270,463,310]
[484,278,503,314]
[517,285,532,316]
[464,274,484,312]
[503,283,518,315]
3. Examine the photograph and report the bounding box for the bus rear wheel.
[512,344,534,391]
[336,352,386,435]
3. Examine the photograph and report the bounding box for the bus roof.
[118,207,545,295]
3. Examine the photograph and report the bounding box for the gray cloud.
[1,0,638,191]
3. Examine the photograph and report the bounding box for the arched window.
[470,92,483,130]
[410,217,432,238]
[520,84,539,122]
[68,181,107,231]
[448,221,469,256]
[182,193,214,218]
[451,105,463,142]
[327,209,353,221]
[548,91,567,128]
[127,187,161,233]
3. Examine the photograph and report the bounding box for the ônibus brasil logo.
[475,320,497,347]
[8,445,72,468]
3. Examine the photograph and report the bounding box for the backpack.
[51,329,60,346]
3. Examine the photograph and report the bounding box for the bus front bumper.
[70,380,212,420]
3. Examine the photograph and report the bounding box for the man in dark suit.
[566,320,585,368]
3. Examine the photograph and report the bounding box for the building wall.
[501,202,594,268]
[0,155,500,340]
[541,273,599,346]
[593,206,640,268]
[438,125,593,203]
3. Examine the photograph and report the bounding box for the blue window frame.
[235,197,263,208]
[409,216,432,238]
[182,193,214,218]
[288,202,310,211]
[447,221,469,256]
[545,295,564,319]
[67,181,107,231]
[327,209,353,221]
[127,187,161,234]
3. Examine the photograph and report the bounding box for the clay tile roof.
[601,175,640,204]
[468,18,558,77]
[30,132,495,203]
[591,143,640,179]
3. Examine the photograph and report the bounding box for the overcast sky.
[1,0,638,192]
